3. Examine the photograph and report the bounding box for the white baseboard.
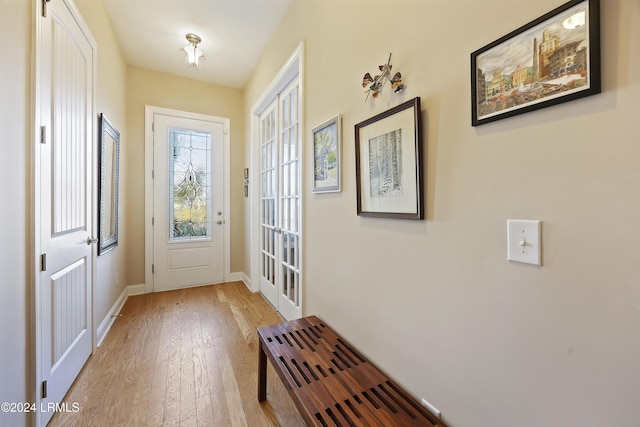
[229,271,254,292]
[241,273,253,291]
[227,271,244,282]
[96,283,146,347]
[127,283,146,296]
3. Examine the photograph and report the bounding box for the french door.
[150,111,226,291]
[259,79,302,320]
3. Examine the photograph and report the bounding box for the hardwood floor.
[49,282,305,427]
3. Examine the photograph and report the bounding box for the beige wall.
[0,1,31,425]
[125,67,245,284]
[245,1,640,426]
[75,0,129,331]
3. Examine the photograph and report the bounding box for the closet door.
[37,1,95,425]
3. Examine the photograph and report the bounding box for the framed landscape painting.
[471,0,600,126]
[355,97,423,220]
[312,115,341,193]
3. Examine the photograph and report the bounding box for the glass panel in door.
[259,104,278,306]
[169,128,211,241]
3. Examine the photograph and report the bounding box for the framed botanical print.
[355,97,423,219]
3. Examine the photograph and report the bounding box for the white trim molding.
[227,271,245,282]
[96,284,145,347]
[241,272,252,290]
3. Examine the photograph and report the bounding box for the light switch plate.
[507,220,541,265]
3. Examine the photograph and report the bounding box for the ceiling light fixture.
[181,33,204,70]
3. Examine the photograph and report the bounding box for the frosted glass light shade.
[181,33,204,70]
[184,44,203,68]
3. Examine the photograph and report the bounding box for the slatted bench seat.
[258,315,446,426]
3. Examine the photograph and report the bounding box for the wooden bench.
[258,315,446,426]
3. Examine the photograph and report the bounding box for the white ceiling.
[103,0,292,88]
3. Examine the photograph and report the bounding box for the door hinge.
[151,169,154,179]
[151,264,154,274]
[152,121,154,132]
[42,0,51,17]
[40,126,46,144]
[40,253,47,272]
[152,217,154,226]
[224,128,229,135]
[42,380,47,399]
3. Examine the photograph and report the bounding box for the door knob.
[87,237,98,245]
[216,220,223,225]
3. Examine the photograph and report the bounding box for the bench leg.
[258,341,267,402]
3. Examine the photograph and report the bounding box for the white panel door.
[38,0,94,425]
[152,113,225,291]
[258,79,302,320]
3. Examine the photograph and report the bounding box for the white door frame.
[250,42,304,311]
[145,106,231,293]
[31,0,97,425]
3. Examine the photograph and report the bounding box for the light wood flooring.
[49,281,305,427]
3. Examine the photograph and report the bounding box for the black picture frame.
[471,0,600,126]
[355,97,423,220]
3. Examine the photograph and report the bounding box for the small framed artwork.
[355,97,423,220]
[312,115,341,193]
[471,0,600,126]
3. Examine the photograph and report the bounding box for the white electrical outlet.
[421,398,441,419]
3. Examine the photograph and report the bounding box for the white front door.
[258,78,302,320]
[151,112,226,291]
[37,0,95,425]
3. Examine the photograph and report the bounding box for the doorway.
[145,107,231,292]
